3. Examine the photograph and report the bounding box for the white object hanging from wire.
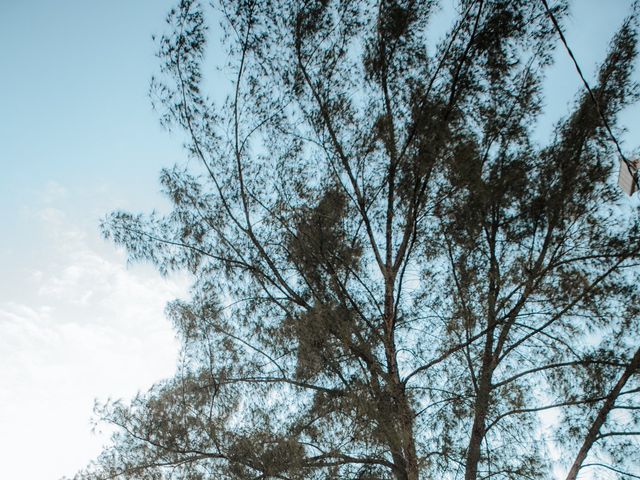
[618,159,640,196]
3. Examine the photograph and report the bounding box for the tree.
[74,1,640,479]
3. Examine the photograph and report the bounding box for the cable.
[541,0,640,194]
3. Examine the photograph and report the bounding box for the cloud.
[0,195,190,480]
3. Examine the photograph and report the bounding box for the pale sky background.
[0,1,639,479]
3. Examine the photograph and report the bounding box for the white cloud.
[0,198,190,480]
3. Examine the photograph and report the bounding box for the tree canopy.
[74,1,640,479]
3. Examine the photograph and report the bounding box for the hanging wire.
[541,0,640,194]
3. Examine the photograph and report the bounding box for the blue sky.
[0,1,193,478]
[0,1,638,479]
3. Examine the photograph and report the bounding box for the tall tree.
[74,1,640,479]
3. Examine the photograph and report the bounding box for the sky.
[0,1,639,479]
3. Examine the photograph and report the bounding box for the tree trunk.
[398,386,419,480]
[565,346,640,480]
[383,277,419,480]
[464,370,492,480]
[464,330,496,480]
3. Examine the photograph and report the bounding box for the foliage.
[74,1,640,479]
